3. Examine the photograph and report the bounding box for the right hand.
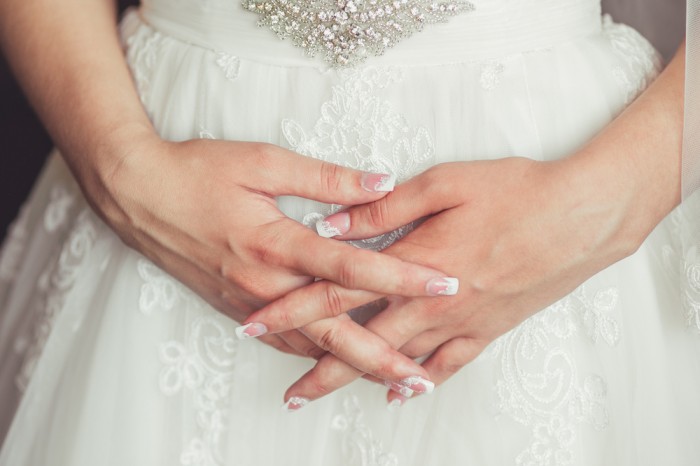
[89,134,453,358]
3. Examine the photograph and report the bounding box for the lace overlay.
[138,259,239,466]
[492,285,620,466]
[14,207,98,392]
[332,396,398,466]
[283,67,434,251]
[0,205,29,282]
[124,21,166,109]
[605,15,661,104]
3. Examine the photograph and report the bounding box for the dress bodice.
[139,0,605,66]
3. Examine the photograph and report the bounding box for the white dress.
[1,0,699,464]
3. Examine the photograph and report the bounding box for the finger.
[277,330,327,360]
[386,337,484,407]
[241,281,380,334]
[318,164,464,241]
[254,144,398,204]
[255,219,458,298]
[280,316,434,408]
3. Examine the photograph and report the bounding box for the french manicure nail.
[361,172,397,193]
[282,396,310,412]
[315,212,350,238]
[384,381,415,398]
[387,397,406,411]
[400,376,435,394]
[235,322,268,340]
[426,277,460,296]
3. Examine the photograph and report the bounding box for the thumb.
[315,165,460,240]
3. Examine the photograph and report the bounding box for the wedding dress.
[1,0,699,464]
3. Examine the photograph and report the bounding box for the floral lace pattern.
[492,285,620,466]
[0,205,29,282]
[332,395,399,466]
[283,67,434,251]
[138,259,238,466]
[604,15,661,105]
[124,22,166,108]
[215,52,241,81]
[14,208,98,392]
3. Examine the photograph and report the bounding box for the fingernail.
[400,376,435,394]
[282,396,310,412]
[387,396,407,411]
[235,322,268,340]
[426,277,460,296]
[315,212,350,238]
[361,172,397,192]
[384,381,414,398]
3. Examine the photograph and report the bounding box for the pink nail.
[384,381,414,398]
[361,172,397,192]
[315,212,350,238]
[282,396,309,412]
[426,277,460,296]
[235,322,268,340]
[400,376,435,394]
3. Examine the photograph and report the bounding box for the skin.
[245,42,687,405]
[0,0,449,377]
[0,0,686,408]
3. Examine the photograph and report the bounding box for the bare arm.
[0,0,455,366]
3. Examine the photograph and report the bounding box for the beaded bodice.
[141,0,604,66]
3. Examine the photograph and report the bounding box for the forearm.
[567,40,685,251]
[0,0,155,194]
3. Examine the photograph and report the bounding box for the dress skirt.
[1,0,699,464]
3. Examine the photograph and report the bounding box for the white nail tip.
[387,399,403,411]
[384,381,414,398]
[400,376,435,394]
[427,277,460,296]
[234,323,267,340]
[373,174,397,192]
[315,219,342,238]
[282,396,309,412]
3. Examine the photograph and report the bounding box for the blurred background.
[0,0,686,244]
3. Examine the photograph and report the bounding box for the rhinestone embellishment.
[244,0,475,67]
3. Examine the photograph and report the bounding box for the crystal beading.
[243,0,475,67]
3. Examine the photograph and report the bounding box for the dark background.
[0,0,686,244]
[0,0,138,242]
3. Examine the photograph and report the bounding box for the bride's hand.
[89,134,454,358]
[242,154,663,406]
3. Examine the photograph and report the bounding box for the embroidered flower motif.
[332,395,399,466]
[125,24,166,108]
[138,258,238,466]
[480,61,505,91]
[215,52,241,81]
[14,208,98,392]
[44,185,75,233]
[0,205,29,282]
[604,16,661,105]
[284,67,434,251]
[493,285,620,465]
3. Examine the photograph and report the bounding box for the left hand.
[243,155,655,406]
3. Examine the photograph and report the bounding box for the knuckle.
[366,196,391,229]
[321,285,347,317]
[307,373,335,398]
[316,324,346,354]
[337,258,359,290]
[319,162,344,195]
[302,344,327,360]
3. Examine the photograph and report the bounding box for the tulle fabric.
[1,1,700,465]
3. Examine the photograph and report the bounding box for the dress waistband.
[139,0,604,67]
